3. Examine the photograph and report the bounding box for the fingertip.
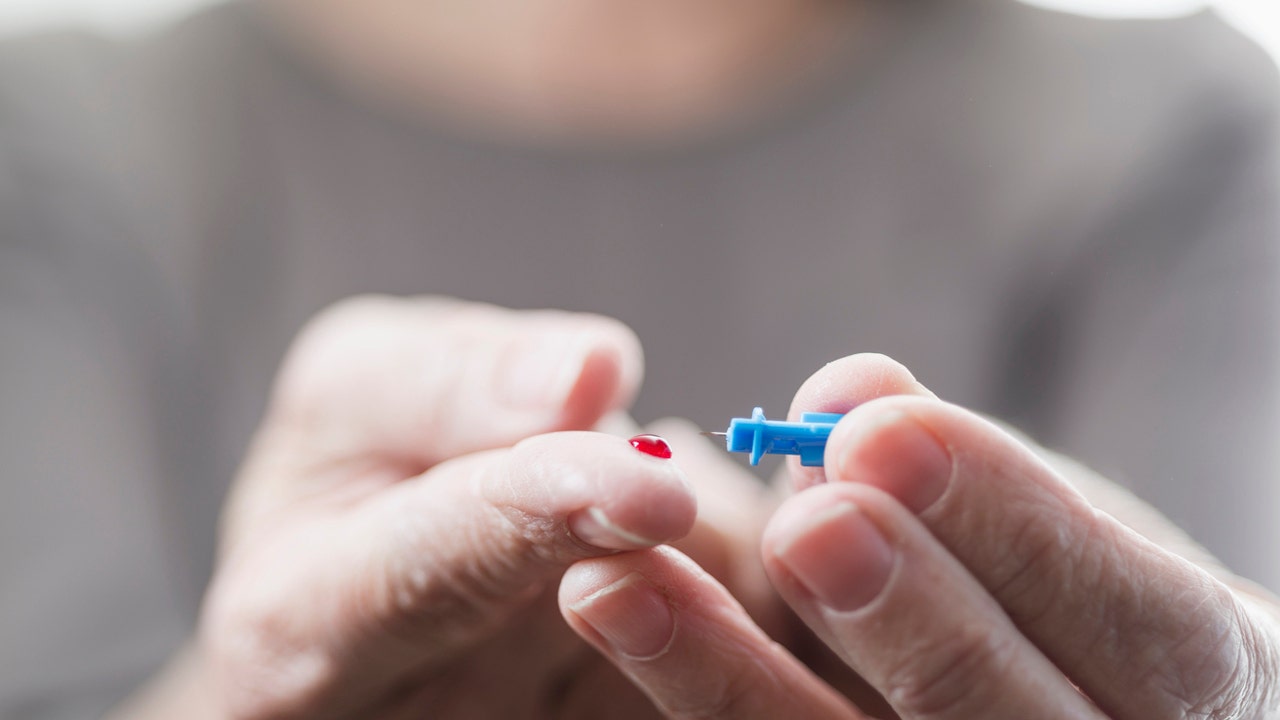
[557,317,645,429]
[561,547,860,719]
[569,506,670,551]
[787,353,933,423]
[558,547,715,662]
[599,317,645,410]
[762,483,846,566]
[559,554,680,661]
[507,432,698,552]
[781,354,934,494]
[559,546,696,605]
[762,483,896,579]
[560,341,627,427]
[822,397,954,514]
[596,439,698,550]
[559,554,622,610]
[762,485,898,614]
[558,548,687,629]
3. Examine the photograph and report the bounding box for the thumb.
[786,353,935,491]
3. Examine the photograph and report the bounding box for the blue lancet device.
[721,407,845,466]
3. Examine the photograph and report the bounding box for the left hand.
[558,353,1280,719]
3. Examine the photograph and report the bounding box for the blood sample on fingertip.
[628,434,673,459]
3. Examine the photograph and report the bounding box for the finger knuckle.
[1138,581,1267,719]
[984,500,1100,629]
[883,623,1019,718]
[362,565,507,656]
[293,294,409,364]
[272,295,399,412]
[497,439,588,555]
[357,494,548,650]
[202,574,338,720]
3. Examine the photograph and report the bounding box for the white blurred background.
[1033,0,1280,61]
[0,0,1277,67]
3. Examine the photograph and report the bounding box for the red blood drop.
[629,434,673,459]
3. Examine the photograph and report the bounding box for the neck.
[264,0,869,145]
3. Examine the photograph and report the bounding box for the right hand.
[192,296,708,718]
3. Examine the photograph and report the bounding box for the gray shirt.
[2,1,1279,716]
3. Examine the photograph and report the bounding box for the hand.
[144,295,714,719]
[558,354,1280,719]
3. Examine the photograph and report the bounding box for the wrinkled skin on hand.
[198,296,799,719]
[562,354,1280,720]
[195,297,1280,720]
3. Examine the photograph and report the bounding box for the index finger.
[273,296,643,466]
[204,431,698,718]
[231,296,644,533]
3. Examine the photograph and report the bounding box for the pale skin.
[113,2,1280,716]
[113,296,1280,719]
[258,0,870,144]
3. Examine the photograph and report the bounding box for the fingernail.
[569,573,675,660]
[837,411,952,514]
[496,331,589,408]
[774,502,894,612]
[569,507,660,550]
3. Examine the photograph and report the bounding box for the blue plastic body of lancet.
[724,407,845,466]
